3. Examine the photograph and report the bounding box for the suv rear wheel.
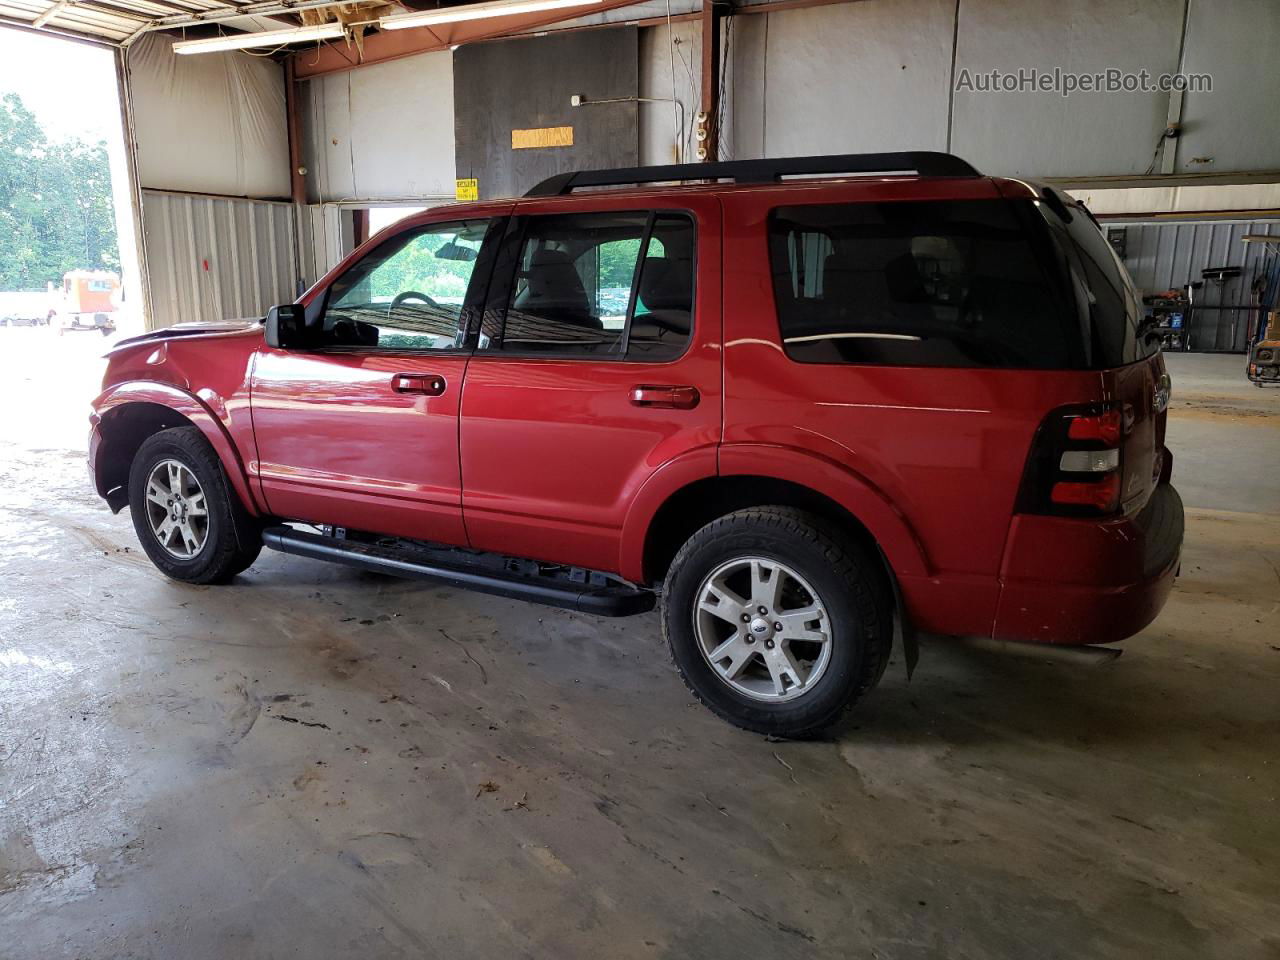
[127,426,261,584]
[662,507,892,738]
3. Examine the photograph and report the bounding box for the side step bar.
[261,526,655,617]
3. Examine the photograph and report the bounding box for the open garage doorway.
[367,205,428,234]
[0,28,144,452]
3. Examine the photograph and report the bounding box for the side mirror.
[264,303,305,349]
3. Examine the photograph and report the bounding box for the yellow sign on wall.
[511,126,575,150]
[455,178,479,201]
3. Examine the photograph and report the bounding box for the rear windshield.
[767,197,1154,369]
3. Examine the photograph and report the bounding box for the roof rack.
[525,151,981,197]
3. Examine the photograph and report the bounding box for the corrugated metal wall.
[295,204,351,291]
[724,0,1280,179]
[1112,219,1280,352]
[141,190,298,329]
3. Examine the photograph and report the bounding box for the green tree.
[0,92,118,291]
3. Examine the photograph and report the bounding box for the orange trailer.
[57,270,119,335]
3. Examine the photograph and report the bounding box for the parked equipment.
[55,270,119,336]
[1248,310,1280,387]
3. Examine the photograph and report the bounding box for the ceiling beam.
[33,0,72,27]
[148,0,357,29]
[1046,170,1280,190]
[61,0,153,23]
[291,0,646,79]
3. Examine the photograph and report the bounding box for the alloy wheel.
[693,556,832,702]
[144,458,209,560]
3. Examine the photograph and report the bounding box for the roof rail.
[525,151,981,197]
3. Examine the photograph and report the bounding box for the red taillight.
[1066,409,1123,446]
[1017,404,1126,518]
[1051,474,1121,512]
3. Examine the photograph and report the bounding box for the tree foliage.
[0,92,118,291]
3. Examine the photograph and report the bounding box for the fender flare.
[617,443,932,584]
[93,380,261,517]
[716,443,931,579]
[617,446,718,583]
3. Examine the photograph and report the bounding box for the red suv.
[90,153,1183,737]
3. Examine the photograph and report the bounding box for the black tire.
[127,426,262,584]
[661,507,892,739]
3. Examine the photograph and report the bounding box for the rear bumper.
[992,483,1184,645]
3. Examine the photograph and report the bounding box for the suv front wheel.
[662,507,892,738]
[127,426,262,584]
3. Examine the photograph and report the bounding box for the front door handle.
[630,384,700,409]
[392,373,446,396]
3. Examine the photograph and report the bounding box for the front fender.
[718,443,931,579]
[92,380,261,516]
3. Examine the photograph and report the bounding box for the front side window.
[321,219,489,350]
[482,211,694,361]
[768,200,1073,368]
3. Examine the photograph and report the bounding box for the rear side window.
[768,200,1075,368]
[1040,201,1155,367]
[482,211,694,361]
[628,215,696,360]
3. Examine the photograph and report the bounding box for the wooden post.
[698,0,722,162]
[352,208,370,247]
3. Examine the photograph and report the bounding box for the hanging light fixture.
[172,22,345,54]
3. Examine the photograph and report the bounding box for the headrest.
[638,256,692,312]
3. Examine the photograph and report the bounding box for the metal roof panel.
[0,0,255,40]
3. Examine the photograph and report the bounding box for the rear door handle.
[630,384,700,409]
[392,373,446,396]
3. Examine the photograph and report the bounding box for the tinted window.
[628,215,695,361]
[482,211,693,361]
[1040,201,1156,367]
[768,200,1074,368]
[322,219,489,350]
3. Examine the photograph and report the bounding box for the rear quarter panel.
[720,181,1114,635]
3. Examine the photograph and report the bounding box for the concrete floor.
[2,329,1278,959]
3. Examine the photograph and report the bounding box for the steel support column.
[284,58,307,207]
[283,58,309,297]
